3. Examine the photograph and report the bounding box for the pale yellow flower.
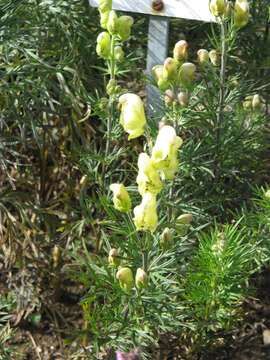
[133,192,158,233]
[136,153,163,196]
[234,0,249,29]
[110,183,131,212]
[151,126,183,180]
[135,268,148,289]
[119,93,146,140]
[210,0,227,17]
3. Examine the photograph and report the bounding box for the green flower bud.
[163,57,178,81]
[116,267,134,292]
[107,10,118,34]
[178,62,196,87]
[197,49,209,65]
[152,65,163,82]
[96,31,111,59]
[135,268,148,289]
[108,248,120,267]
[173,40,188,62]
[114,46,124,62]
[133,192,158,233]
[158,77,171,91]
[106,79,117,96]
[110,183,132,212]
[209,50,220,66]
[234,0,249,29]
[116,15,134,41]
[177,91,189,107]
[119,93,146,140]
[176,213,193,225]
[265,189,270,199]
[210,0,227,17]
[160,227,173,250]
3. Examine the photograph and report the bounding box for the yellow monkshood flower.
[119,93,146,140]
[116,15,134,41]
[151,126,183,180]
[110,183,131,212]
[98,0,112,13]
[210,0,227,17]
[163,57,178,81]
[234,0,249,29]
[133,192,158,233]
[116,267,134,292]
[96,32,111,59]
[136,153,163,196]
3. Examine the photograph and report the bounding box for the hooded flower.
[136,153,163,196]
[133,192,158,233]
[110,183,131,212]
[119,93,146,140]
[116,15,134,41]
[173,40,188,62]
[151,126,183,180]
[210,0,227,17]
[96,32,111,59]
[234,0,249,29]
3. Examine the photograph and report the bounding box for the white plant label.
[89,0,215,22]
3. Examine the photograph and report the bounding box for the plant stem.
[103,35,116,182]
[214,20,227,180]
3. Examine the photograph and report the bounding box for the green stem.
[103,35,116,183]
[214,20,227,180]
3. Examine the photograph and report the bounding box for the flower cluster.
[96,0,134,66]
[209,0,250,29]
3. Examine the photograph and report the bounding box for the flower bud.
[114,46,124,62]
[163,57,178,81]
[135,268,148,289]
[152,65,163,82]
[106,79,117,96]
[177,91,189,107]
[265,189,270,200]
[133,192,158,233]
[164,89,175,106]
[116,15,134,41]
[107,10,118,34]
[173,40,188,62]
[234,0,249,29]
[108,248,120,267]
[96,31,111,59]
[209,50,219,66]
[110,183,132,212]
[137,153,163,196]
[176,213,193,225]
[178,62,196,87]
[252,94,262,111]
[116,267,134,292]
[210,0,227,17]
[197,49,209,65]
[118,93,146,140]
[160,227,173,250]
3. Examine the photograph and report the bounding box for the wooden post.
[146,16,169,115]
